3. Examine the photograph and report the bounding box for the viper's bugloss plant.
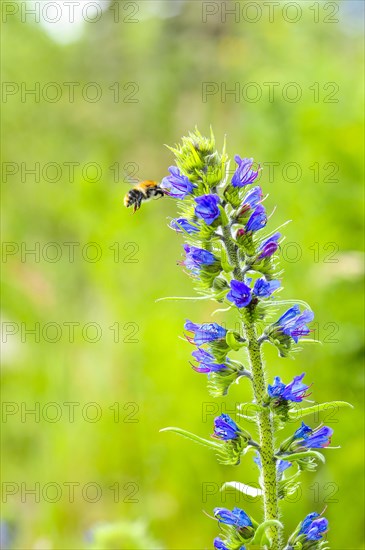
[158,129,352,550]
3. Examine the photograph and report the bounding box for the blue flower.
[184,320,227,345]
[214,414,240,441]
[294,422,333,448]
[246,205,267,232]
[214,538,246,550]
[214,506,253,528]
[183,245,218,272]
[299,512,328,541]
[300,512,320,533]
[240,186,263,211]
[231,156,260,187]
[258,232,281,259]
[213,538,229,550]
[192,347,215,364]
[268,373,309,403]
[194,194,221,225]
[161,166,196,198]
[191,348,227,373]
[302,426,334,449]
[294,421,313,440]
[276,305,301,325]
[169,218,199,234]
[253,277,280,298]
[227,280,252,308]
[275,306,314,343]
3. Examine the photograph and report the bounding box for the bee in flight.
[124,180,165,213]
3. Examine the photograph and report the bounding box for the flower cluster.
[184,320,248,396]
[212,414,255,465]
[266,373,310,420]
[213,507,254,550]
[266,306,315,357]
[158,129,348,550]
[285,512,329,549]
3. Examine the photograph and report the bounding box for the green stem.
[244,319,280,550]
[222,224,280,550]
[222,225,242,280]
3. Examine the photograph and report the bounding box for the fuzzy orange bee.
[123,180,165,212]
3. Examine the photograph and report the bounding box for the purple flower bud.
[194,194,221,225]
[160,166,196,199]
[231,156,260,188]
[214,506,253,528]
[253,277,280,298]
[184,320,227,345]
[227,280,252,308]
[235,228,248,246]
[169,218,199,234]
[246,205,267,232]
[258,232,281,259]
[268,373,309,403]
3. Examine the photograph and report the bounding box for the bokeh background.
[1,1,364,548]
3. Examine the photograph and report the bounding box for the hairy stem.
[244,319,280,549]
[222,224,280,550]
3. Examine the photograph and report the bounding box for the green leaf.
[278,450,325,463]
[288,401,353,421]
[160,427,221,450]
[251,520,284,546]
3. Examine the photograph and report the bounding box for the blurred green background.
[1,1,364,549]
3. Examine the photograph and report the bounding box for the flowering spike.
[154,129,349,550]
